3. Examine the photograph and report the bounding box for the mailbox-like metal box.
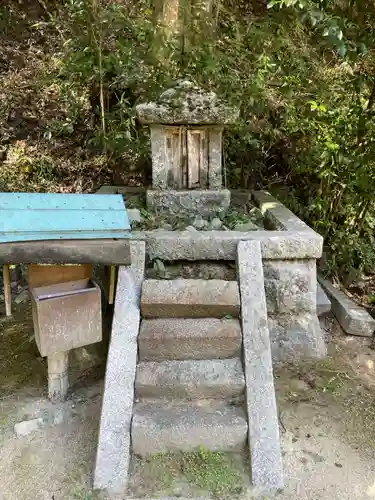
[30,278,102,357]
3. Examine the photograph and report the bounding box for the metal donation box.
[31,278,102,357]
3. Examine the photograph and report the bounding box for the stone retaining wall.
[132,191,326,361]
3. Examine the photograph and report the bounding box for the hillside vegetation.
[1,0,375,280]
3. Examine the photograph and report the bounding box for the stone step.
[141,279,240,318]
[132,402,248,456]
[135,358,245,400]
[139,318,242,361]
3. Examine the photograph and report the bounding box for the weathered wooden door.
[165,127,209,189]
[187,129,209,189]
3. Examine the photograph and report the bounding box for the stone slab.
[139,318,242,361]
[14,418,44,437]
[318,276,375,337]
[135,358,245,400]
[317,282,331,316]
[141,279,240,318]
[132,229,323,261]
[268,313,327,361]
[253,190,314,232]
[237,240,284,489]
[94,241,146,494]
[132,402,248,456]
[146,189,231,217]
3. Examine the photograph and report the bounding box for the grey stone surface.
[268,312,327,361]
[193,215,209,230]
[135,358,245,400]
[141,279,240,318]
[317,282,331,316]
[237,240,284,489]
[14,418,44,437]
[234,220,260,231]
[136,80,239,125]
[139,318,242,361]
[132,402,247,456]
[209,217,223,230]
[132,229,323,260]
[263,259,316,314]
[318,276,375,337]
[146,189,231,217]
[253,190,314,232]
[150,126,168,189]
[94,241,146,494]
[127,208,141,223]
[208,127,224,189]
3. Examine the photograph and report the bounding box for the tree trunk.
[156,0,181,37]
[152,0,181,68]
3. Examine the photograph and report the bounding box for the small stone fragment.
[249,206,265,226]
[209,217,223,230]
[193,216,209,230]
[14,418,44,437]
[153,259,166,278]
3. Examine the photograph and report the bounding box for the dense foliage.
[1,0,375,279]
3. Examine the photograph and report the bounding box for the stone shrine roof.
[136,80,239,125]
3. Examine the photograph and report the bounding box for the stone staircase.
[131,278,249,456]
[94,241,284,494]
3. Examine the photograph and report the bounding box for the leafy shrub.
[4,0,375,278]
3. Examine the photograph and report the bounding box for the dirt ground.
[2,304,375,499]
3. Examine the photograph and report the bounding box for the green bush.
[6,0,375,278]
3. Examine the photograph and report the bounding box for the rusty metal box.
[30,278,102,357]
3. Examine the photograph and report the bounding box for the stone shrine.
[136,80,239,216]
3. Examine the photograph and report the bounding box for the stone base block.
[146,189,231,217]
[268,313,327,361]
[263,259,316,314]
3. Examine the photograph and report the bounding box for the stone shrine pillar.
[136,80,239,217]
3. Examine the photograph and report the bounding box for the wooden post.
[108,265,117,305]
[3,264,12,317]
[48,351,69,401]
